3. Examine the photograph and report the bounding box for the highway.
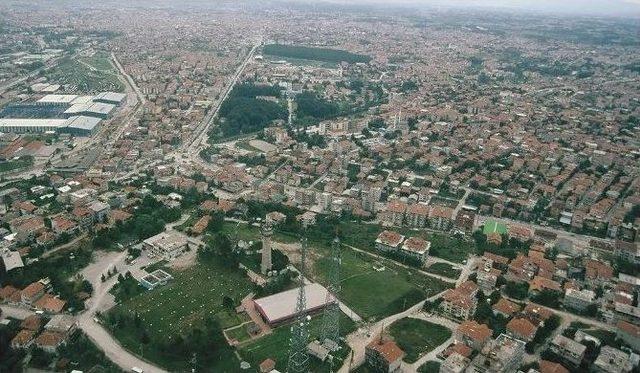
[185,39,262,156]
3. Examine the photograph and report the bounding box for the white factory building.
[0,91,125,136]
[0,116,102,137]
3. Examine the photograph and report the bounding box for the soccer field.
[483,220,508,235]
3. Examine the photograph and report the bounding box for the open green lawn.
[221,221,262,242]
[389,318,452,363]
[240,312,355,372]
[483,220,508,235]
[424,262,461,279]
[312,243,451,321]
[78,51,115,71]
[225,323,253,344]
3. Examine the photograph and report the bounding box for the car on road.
[131,367,143,373]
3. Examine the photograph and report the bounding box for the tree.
[222,296,234,310]
[207,211,225,233]
[504,281,529,300]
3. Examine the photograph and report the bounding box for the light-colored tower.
[261,221,273,274]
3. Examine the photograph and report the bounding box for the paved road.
[77,251,169,373]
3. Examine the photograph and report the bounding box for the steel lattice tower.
[320,237,342,350]
[287,235,310,373]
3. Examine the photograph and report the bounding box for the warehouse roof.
[94,92,126,104]
[37,94,78,104]
[64,102,114,116]
[253,283,334,324]
[65,116,102,131]
[0,118,67,128]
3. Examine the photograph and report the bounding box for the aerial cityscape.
[0,1,639,372]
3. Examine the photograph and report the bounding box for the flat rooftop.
[37,94,78,104]
[0,118,68,128]
[253,282,334,324]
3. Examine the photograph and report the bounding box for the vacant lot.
[389,318,452,363]
[424,262,461,279]
[312,243,450,321]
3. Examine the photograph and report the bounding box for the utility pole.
[320,237,342,351]
[286,234,310,373]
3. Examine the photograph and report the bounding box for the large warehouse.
[0,118,68,133]
[94,92,126,105]
[63,102,115,119]
[253,282,335,326]
[0,91,124,137]
[0,116,102,136]
[60,116,102,136]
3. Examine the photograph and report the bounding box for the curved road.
[77,251,168,373]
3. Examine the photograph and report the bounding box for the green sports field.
[483,220,508,235]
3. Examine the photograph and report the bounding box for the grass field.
[225,323,253,344]
[221,221,261,242]
[424,262,461,279]
[240,312,355,372]
[483,220,508,235]
[111,261,254,336]
[312,243,450,321]
[45,53,123,93]
[78,51,115,71]
[389,318,451,363]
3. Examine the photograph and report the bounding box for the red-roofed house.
[506,317,538,342]
[441,281,479,320]
[365,339,405,372]
[455,320,493,350]
[375,230,405,252]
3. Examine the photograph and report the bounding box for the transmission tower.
[287,235,310,373]
[320,236,342,350]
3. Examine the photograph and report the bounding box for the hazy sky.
[317,0,640,16]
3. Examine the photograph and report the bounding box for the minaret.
[261,221,273,274]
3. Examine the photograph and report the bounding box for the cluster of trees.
[474,291,508,338]
[110,271,144,303]
[263,44,371,64]
[0,324,25,372]
[473,231,532,259]
[217,82,286,138]
[525,315,560,353]
[3,244,94,312]
[295,91,340,120]
[105,310,232,369]
[92,195,181,250]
